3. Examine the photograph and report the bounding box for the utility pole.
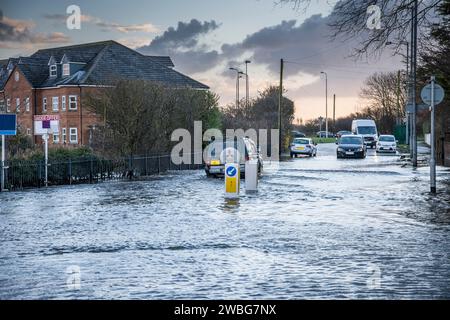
[320,71,328,138]
[412,0,418,167]
[397,70,401,124]
[278,58,284,158]
[245,60,251,107]
[333,94,336,133]
[430,76,436,193]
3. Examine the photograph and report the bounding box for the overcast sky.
[0,0,402,121]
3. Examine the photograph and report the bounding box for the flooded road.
[1,143,450,299]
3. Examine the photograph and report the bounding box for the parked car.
[291,130,306,138]
[336,135,366,159]
[204,137,263,177]
[376,135,397,153]
[336,130,352,139]
[351,119,378,148]
[290,138,317,158]
[316,131,335,138]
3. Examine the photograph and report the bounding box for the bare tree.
[359,71,407,133]
[278,0,442,57]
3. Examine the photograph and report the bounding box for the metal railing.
[0,153,204,191]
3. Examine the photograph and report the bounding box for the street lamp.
[320,71,328,138]
[386,40,410,145]
[229,67,241,108]
[245,60,251,107]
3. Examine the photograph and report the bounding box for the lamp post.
[320,71,328,138]
[386,40,410,145]
[229,67,241,108]
[245,60,251,107]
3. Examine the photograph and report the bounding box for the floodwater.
[0,143,450,299]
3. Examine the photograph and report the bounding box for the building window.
[16,98,20,113]
[53,132,60,144]
[0,100,4,113]
[69,95,77,110]
[52,96,59,112]
[14,71,19,82]
[6,98,10,112]
[26,128,31,136]
[25,97,30,112]
[62,128,67,144]
[43,97,47,112]
[69,127,78,144]
[62,64,70,76]
[61,96,66,111]
[49,65,57,77]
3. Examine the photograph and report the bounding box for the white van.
[351,119,378,148]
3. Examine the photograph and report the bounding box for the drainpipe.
[78,85,83,145]
[33,88,37,145]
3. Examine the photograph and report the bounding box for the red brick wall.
[35,87,99,147]
[2,68,34,137]
[3,66,100,148]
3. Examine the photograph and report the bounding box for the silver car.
[204,137,263,177]
[290,138,317,158]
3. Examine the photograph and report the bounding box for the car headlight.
[392,144,396,147]
[357,148,363,151]
[337,147,344,152]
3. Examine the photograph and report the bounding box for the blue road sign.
[0,114,17,135]
[226,166,237,177]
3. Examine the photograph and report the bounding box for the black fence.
[0,153,204,191]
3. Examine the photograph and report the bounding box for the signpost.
[421,77,445,193]
[0,114,17,192]
[34,115,60,187]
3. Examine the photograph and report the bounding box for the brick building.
[0,40,208,147]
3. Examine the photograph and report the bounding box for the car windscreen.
[357,126,377,134]
[340,136,362,145]
[379,136,395,142]
[293,139,309,144]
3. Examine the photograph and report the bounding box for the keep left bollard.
[225,163,240,198]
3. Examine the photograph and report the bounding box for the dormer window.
[62,63,70,76]
[50,65,57,77]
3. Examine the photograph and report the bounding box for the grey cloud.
[144,19,219,51]
[0,16,70,45]
[138,19,221,73]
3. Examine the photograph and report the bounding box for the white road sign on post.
[34,115,60,187]
[421,77,445,194]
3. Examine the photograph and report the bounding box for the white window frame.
[26,128,31,136]
[49,65,57,77]
[61,96,66,111]
[69,127,78,144]
[62,128,67,144]
[6,98,10,112]
[25,97,30,112]
[68,95,77,110]
[16,98,20,113]
[62,63,70,76]
[14,71,19,82]
[43,97,47,112]
[53,132,60,144]
[52,96,59,112]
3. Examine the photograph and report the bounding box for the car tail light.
[245,155,250,161]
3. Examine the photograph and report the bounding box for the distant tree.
[359,71,407,133]
[222,85,295,151]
